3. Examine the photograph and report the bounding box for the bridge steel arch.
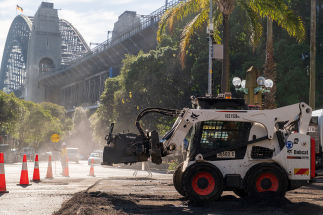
[0,15,32,94]
[59,19,90,65]
[0,15,90,95]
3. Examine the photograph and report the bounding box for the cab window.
[199,120,251,151]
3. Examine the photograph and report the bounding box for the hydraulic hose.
[135,107,180,137]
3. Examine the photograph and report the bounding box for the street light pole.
[208,0,213,96]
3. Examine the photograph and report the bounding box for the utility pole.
[208,0,213,96]
[310,0,316,109]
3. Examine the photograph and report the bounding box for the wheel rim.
[192,172,215,196]
[255,172,279,192]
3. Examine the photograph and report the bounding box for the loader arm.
[162,103,312,152]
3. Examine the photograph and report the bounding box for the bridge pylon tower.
[25,2,61,102]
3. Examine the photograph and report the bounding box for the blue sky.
[0,0,166,62]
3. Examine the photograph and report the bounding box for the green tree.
[40,102,72,134]
[12,101,56,149]
[97,76,122,128]
[0,91,25,134]
[97,47,191,133]
[0,92,71,150]
[158,0,305,93]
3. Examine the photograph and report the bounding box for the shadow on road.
[0,192,8,197]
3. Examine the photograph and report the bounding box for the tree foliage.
[0,91,71,149]
[0,91,25,134]
[158,0,304,63]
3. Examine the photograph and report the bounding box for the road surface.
[2,160,323,215]
[0,160,164,215]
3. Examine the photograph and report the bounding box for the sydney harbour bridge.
[0,1,182,110]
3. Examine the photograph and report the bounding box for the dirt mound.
[53,191,185,215]
[53,192,127,215]
[54,190,323,215]
[54,177,323,215]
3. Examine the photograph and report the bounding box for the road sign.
[213,44,223,60]
[50,134,60,143]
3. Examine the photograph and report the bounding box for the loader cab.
[187,97,252,161]
[187,120,252,161]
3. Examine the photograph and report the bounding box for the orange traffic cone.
[18,154,30,186]
[62,157,69,177]
[46,155,53,179]
[0,153,8,193]
[89,159,95,177]
[32,154,40,182]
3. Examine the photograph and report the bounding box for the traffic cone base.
[18,154,31,187]
[0,153,8,193]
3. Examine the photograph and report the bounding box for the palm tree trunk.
[309,0,316,109]
[263,18,276,109]
[221,13,230,93]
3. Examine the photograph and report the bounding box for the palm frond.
[157,7,175,42]
[179,9,212,66]
[157,0,206,42]
[212,9,223,44]
[237,0,263,47]
[249,0,305,42]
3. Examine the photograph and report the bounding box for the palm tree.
[309,0,316,109]
[157,0,305,93]
[263,18,276,108]
[263,1,306,108]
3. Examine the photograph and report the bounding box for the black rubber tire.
[173,162,186,196]
[182,163,223,202]
[233,188,248,198]
[246,163,288,199]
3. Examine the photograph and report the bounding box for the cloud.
[59,9,118,45]
[0,19,11,55]
[107,0,137,5]
[0,19,13,62]
[52,0,93,3]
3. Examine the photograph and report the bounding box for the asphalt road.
[0,160,163,215]
[2,160,323,215]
